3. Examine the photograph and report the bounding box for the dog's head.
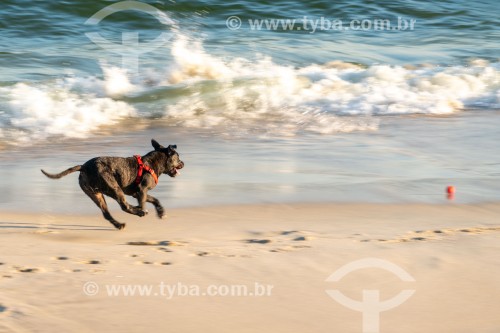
[151,139,184,177]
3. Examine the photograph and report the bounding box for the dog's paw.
[156,206,165,219]
[115,223,126,230]
[137,210,148,217]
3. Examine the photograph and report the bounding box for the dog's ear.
[151,139,164,151]
[166,145,177,156]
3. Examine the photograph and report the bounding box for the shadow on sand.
[0,221,113,231]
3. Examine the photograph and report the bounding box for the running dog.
[41,139,184,230]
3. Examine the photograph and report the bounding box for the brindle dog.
[41,139,184,230]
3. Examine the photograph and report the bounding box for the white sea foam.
[0,78,135,141]
[102,66,136,97]
[162,37,499,134]
[0,36,498,142]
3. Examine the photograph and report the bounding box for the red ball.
[446,186,455,194]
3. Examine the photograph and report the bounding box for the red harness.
[134,155,158,185]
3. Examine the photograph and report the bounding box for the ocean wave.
[0,79,136,142]
[0,36,499,142]
[162,37,499,132]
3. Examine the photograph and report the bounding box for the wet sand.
[2,111,500,215]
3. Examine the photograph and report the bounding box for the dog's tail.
[41,165,82,179]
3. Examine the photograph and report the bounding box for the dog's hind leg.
[85,190,125,230]
[79,173,125,229]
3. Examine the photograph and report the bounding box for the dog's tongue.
[174,168,180,175]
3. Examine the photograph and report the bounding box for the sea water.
[0,0,499,212]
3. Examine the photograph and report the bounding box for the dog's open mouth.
[169,163,184,177]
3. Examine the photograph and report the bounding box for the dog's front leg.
[135,189,149,216]
[145,194,165,219]
[134,192,164,219]
[99,172,146,217]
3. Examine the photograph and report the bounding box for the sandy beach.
[1,203,499,333]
